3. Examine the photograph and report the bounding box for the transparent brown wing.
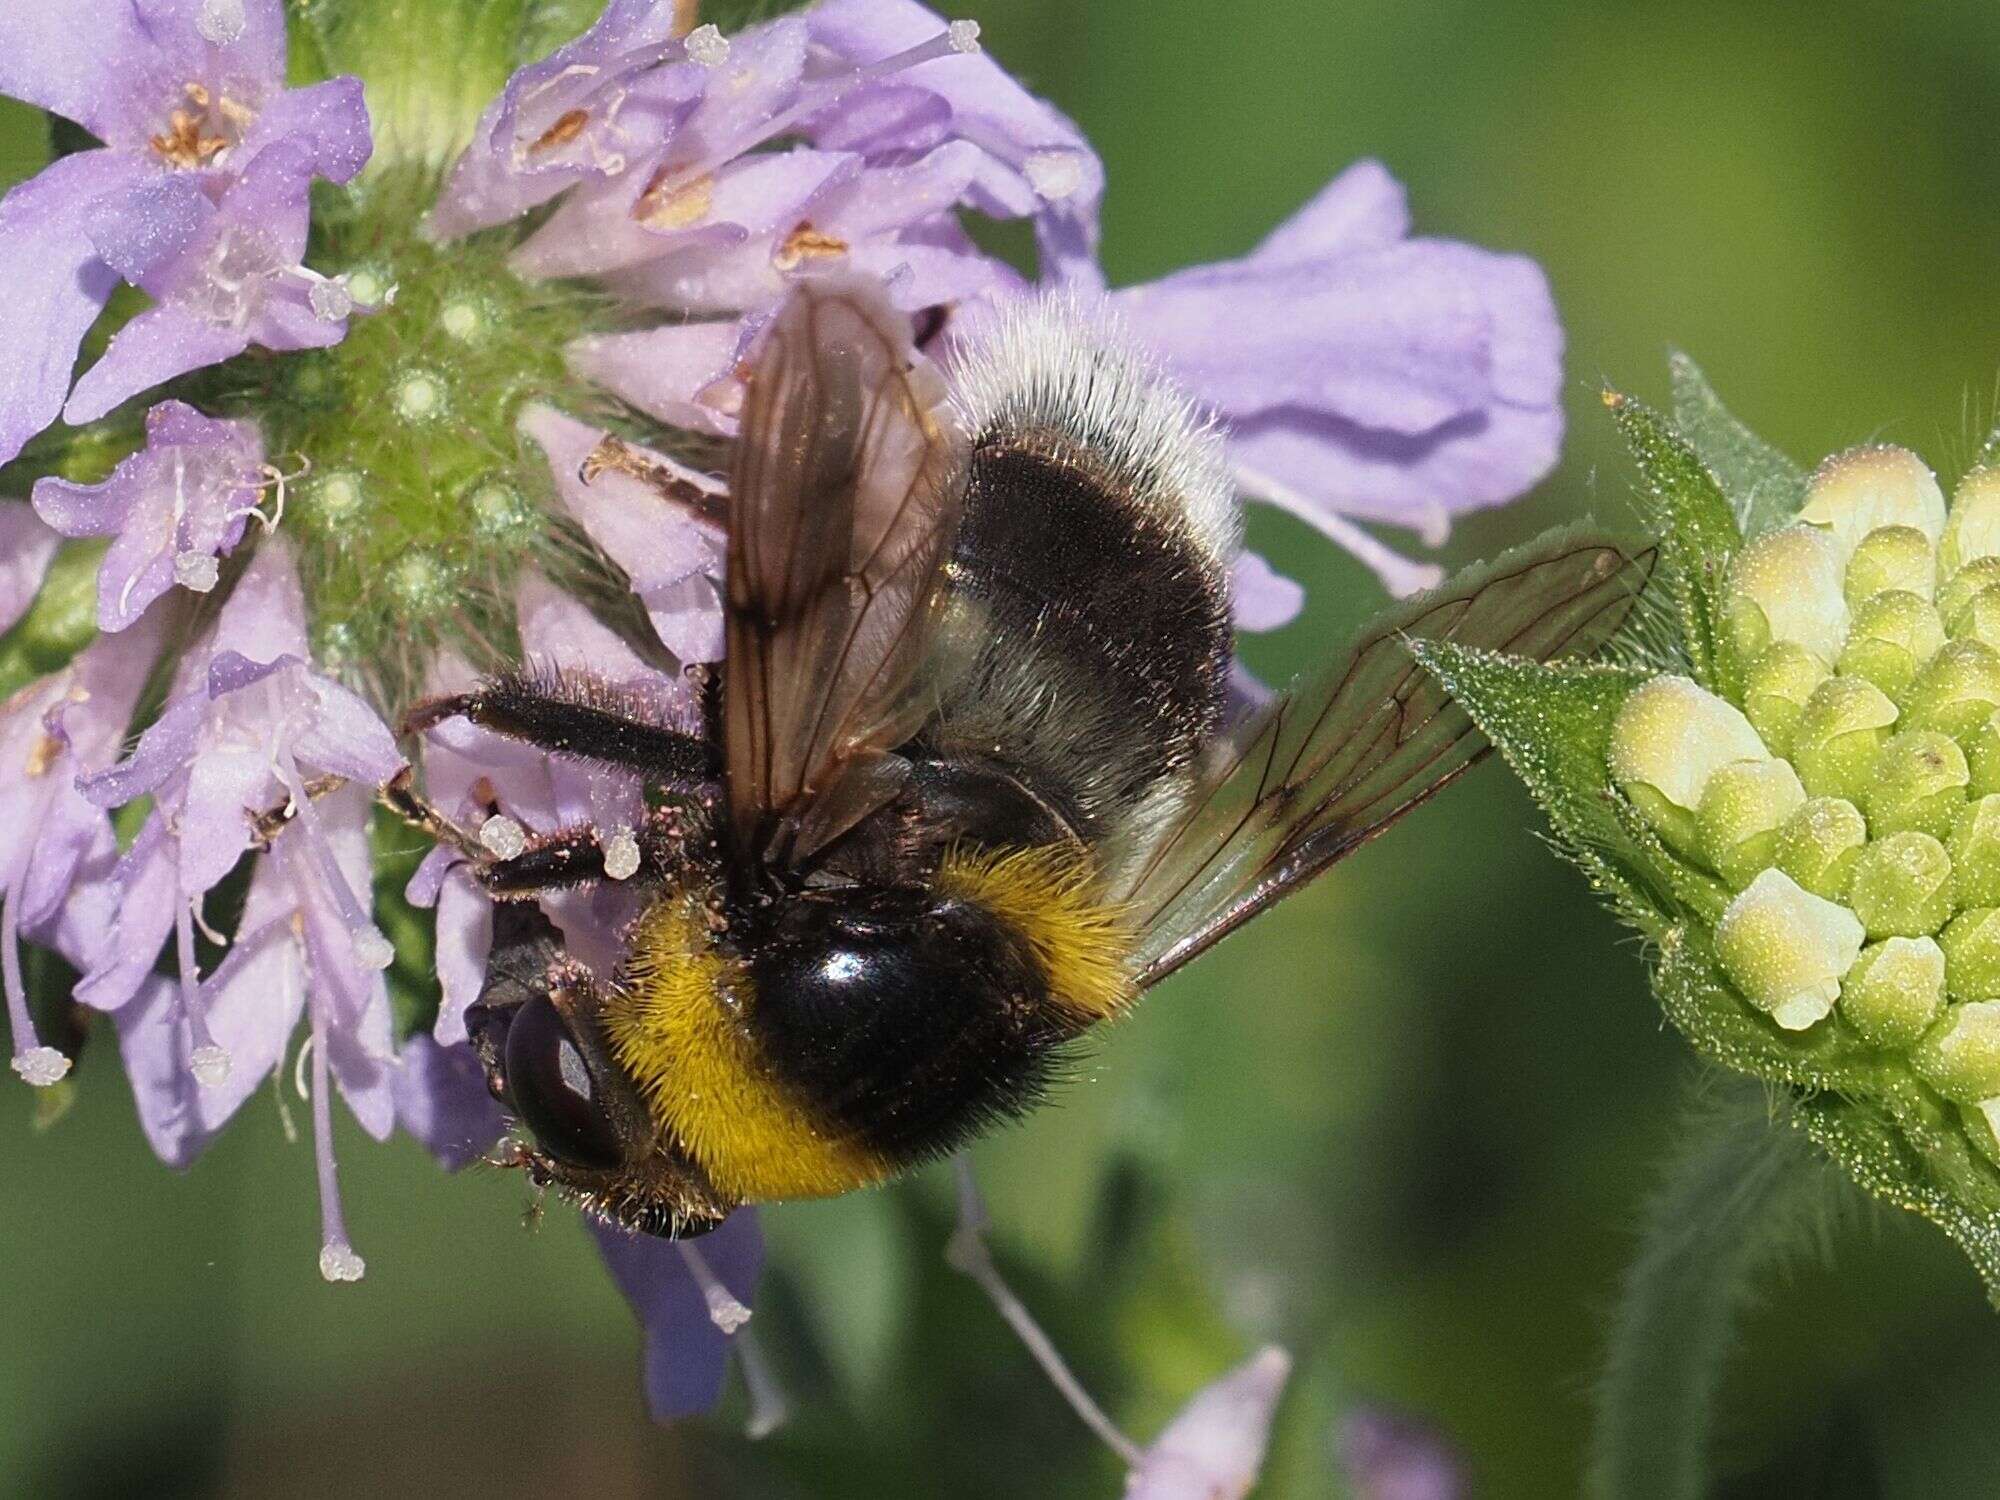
[724,276,969,869]
[1119,525,1658,988]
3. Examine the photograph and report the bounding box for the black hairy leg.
[404,669,722,787]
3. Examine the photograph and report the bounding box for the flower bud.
[1791,675,1898,802]
[1608,675,1767,856]
[1862,729,1969,841]
[1800,445,1946,561]
[1948,585,2000,653]
[1903,639,2000,742]
[1839,936,1946,1049]
[1847,830,1953,939]
[1843,524,1936,607]
[1742,644,1830,759]
[1912,1000,2000,1102]
[1714,867,1865,1030]
[1967,711,2000,798]
[1697,758,1806,889]
[1941,909,2000,1004]
[1949,795,2000,908]
[1936,557,2000,634]
[1775,796,1869,900]
[1725,526,1850,665]
[1941,465,2000,576]
[1835,591,1944,702]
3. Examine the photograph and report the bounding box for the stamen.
[1233,464,1445,598]
[734,1325,791,1439]
[175,900,231,1088]
[3,874,70,1087]
[174,551,221,592]
[948,18,982,53]
[685,24,729,67]
[676,1240,752,1333]
[197,0,247,44]
[601,827,642,881]
[308,986,366,1283]
[274,755,395,970]
[1023,150,1084,201]
[947,1157,1142,1466]
[306,274,355,323]
[480,814,529,860]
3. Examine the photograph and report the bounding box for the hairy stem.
[1587,1075,1850,1500]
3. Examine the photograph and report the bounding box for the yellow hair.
[934,843,1135,1022]
[604,892,889,1202]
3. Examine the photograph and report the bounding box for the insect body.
[401,277,1651,1237]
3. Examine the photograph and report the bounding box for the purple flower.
[32,399,267,631]
[1112,158,1563,596]
[1126,1347,1292,1499]
[435,0,1090,439]
[0,0,369,462]
[1337,1405,1467,1500]
[0,506,61,636]
[77,542,404,1089]
[393,1033,507,1171]
[0,610,164,1085]
[591,1210,766,1421]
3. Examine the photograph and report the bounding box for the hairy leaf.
[1668,351,1808,536]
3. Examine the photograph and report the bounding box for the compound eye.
[502,994,624,1171]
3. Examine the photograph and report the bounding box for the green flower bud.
[1941,909,2000,1004]
[1697,759,1807,890]
[1912,1000,2000,1101]
[1941,465,2000,575]
[1843,524,1937,607]
[1714,867,1865,1030]
[1725,526,1850,666]
[1776,796,1869,900]
[1742,644,1831,759]
[1967,710,2000,798]
[1801,445,1947,563]
[1903,639,2000,742]
[1936,556,2000,633]
[1791,675,1898,802]
[1839,936,1947,1049]
[1847,830,1954,939]
[1948,585,2000,653]
[1835,590,1944,702]
[1863,729,1969,841]
[1949,795,2000,908]
[1608,675,1767,857]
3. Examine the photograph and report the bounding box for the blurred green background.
[6,1,2000,1495]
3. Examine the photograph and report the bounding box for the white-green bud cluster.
[1611,446,2000,1132]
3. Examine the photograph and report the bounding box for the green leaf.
[1604,388,1743,697]
[1656,925,2000,1307]
[0,99,51,194]
[1668,350,1808,536]
[1409,643,1664,927]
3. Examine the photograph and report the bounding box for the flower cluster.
[0,0,1572,1455]
[1418,366,2000,1305]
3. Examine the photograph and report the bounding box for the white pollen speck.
[948,18,982,52]
[174,551,220,592]
[686,24,729,65]
[308,275,354,322]
[705,1288,753,1334]
[190,1045,233,1088]
[480,814,528,860]
[351,926,395,971]
[319,1243,367,1282]
[197,0,247,44]
[602,828,642,880]
[1023,150,1083,200]
[12,1047,71,1087]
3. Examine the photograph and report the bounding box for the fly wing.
[1117,526,1658,988]
[723,276,969,870]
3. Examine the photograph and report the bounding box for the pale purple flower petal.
[1337,1406,1466,1500]
[32,399,263,631]
[592,1211,765,1421]
[1250,157,1411,263]
[1232,551,1306,633]
[394,1034,506,1169]
[565,322,743,437]
[0,506,61,636]
[429,868,494,1047]
[1126,1347,1292,1500]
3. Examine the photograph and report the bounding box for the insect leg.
[379,767,486,862]
[476,807,706,898]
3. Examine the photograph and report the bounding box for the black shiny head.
[466,904,733,1237]
[743,885,1070,1165]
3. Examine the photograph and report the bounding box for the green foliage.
[1667,351,1808,537]
[1604,388,1743,696]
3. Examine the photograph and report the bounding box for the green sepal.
[1604,388,1743,698]
[1668,351,1808,537]
[0,97,51,194]
[1409,643,1666,929]
[1607,797,1731,927]
[1656,924,2000,1306]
